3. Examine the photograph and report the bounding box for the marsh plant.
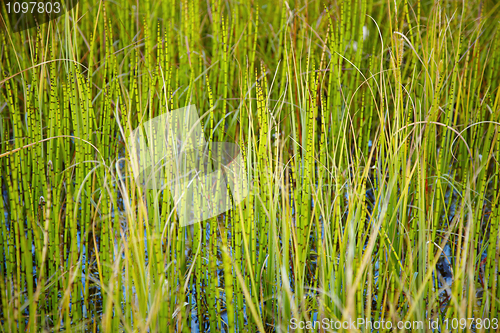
[0,0,499,331]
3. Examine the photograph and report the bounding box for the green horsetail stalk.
[1,0,500,331]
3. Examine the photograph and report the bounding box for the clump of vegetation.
[1,0,499,331]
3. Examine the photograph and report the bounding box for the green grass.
[1,0,500,331]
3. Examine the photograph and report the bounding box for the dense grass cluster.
[1,0,500,331]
